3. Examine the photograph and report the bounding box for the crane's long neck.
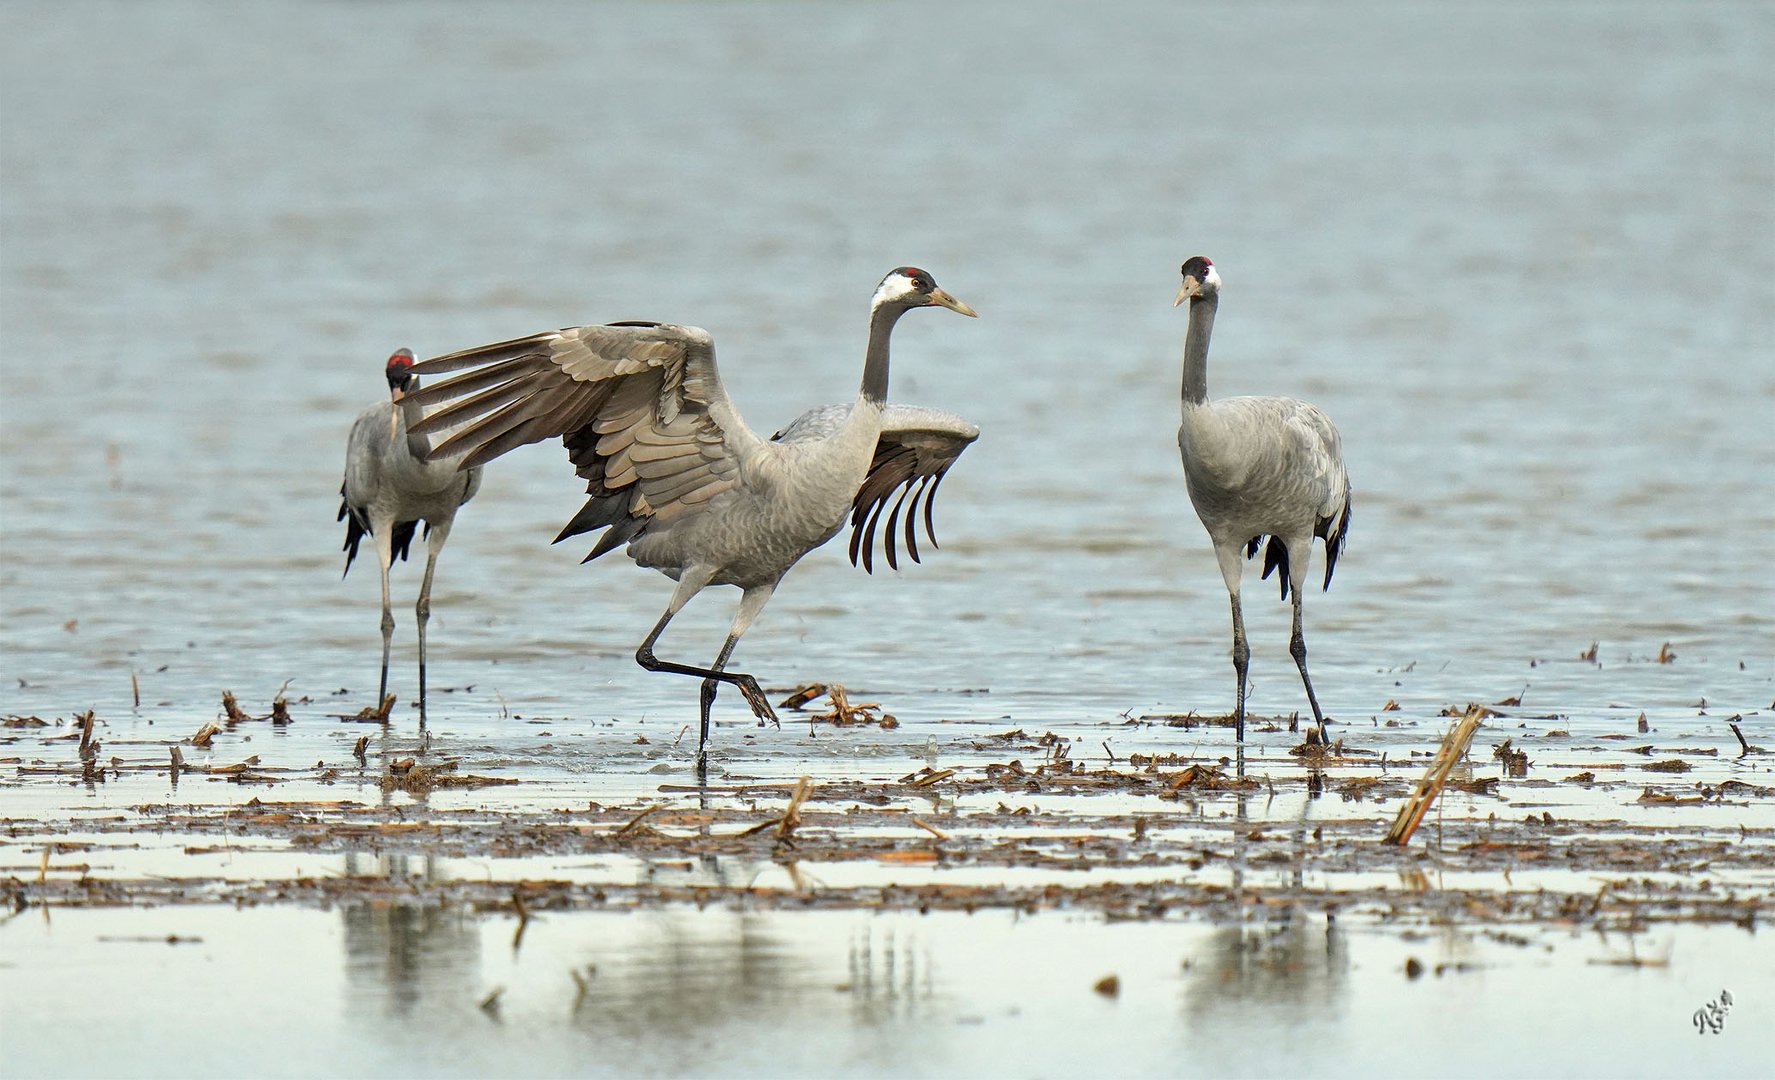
[859,301,908,407]
[1181,293,1218,407]
[397,385,433,460]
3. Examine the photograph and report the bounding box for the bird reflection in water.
[1180,916,1350,1024]
[339,853,482,1018]
[1186,786,1347,1023]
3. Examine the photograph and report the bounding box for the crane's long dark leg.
[636,575,780,769]
[1229,590,1250,744]
[374,524,396,711]
[414,519,452,726]
[1289,588,1328,744]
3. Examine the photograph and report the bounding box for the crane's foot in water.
[737,676,781,728]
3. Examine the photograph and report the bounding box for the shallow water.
[2,0,1773,1076]
[6,905,1772,1079]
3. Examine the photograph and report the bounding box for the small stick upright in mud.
[1383,704,1484,846]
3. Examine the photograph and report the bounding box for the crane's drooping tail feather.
[338,491,420,577]
[1243,492,1353,602]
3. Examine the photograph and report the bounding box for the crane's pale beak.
[930,288,978,317]
[1174,277,1202,306]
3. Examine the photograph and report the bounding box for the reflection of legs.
[636,574,780,764]
[414,520,452,723]
[374,522,396,708]
[1289,588,1327,742]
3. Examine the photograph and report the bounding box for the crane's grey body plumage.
[339,350,482,718]
[404,269,978,767]
[1174,258,1350,744]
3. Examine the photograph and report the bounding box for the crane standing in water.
[339,348,483,719]
[406,267,979,768]
[1174,257,1351,745]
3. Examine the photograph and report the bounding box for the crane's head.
[872,267,978,318]
[385,347,417,400]
[1174,256,1220,305]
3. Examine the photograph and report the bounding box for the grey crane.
[339,348,483,718]
[1174,257,1351,744]
[404,267,979,767]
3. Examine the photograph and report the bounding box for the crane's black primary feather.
[848,442,960,574]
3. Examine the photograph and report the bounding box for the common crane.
[406,268,979,767]
[1175,257,1351,745]
[339,348,483,719]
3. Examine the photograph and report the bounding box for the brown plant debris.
[1493,739,1530,776]
[1165,763,1251,792]
[189,720,222,748]
[901,767,956,788]
[1442,703,1503,719]
[341,694,396,723]
[1093,975,1120,997]
[379,758,518,795]
[781,683,897,728]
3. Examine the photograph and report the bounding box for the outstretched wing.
[407,321,760,559]
[846,405,979,574]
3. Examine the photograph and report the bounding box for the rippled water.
[3,1,1772,1075]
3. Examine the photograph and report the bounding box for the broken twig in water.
[1726,718,1762,755]
[739,776,814,839]
[614,804,663,838]
[76,711,96,760]
[1383,704,1484,846]
[910,817,951,841]
[777,775,812,841]
[511,888,530,952]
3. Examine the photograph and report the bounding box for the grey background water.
[3,1,1771,730]
[2,2,1773,1074]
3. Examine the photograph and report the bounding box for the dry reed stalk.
[1383,704,1484,846]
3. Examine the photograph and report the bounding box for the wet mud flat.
[5,691,1774,1076]
[6,691,1772,923]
